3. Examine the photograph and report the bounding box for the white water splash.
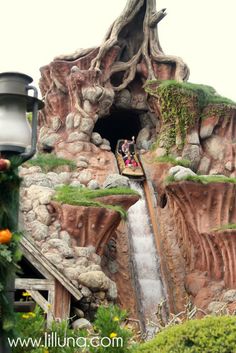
[128,181,165,338]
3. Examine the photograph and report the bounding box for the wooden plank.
[54,280,71,321]
[20,236,82,301]
[28,290,48,312]
[15,278,54,291]
[47,289,55,326]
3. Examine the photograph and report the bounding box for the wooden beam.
[15,278,54,291]
[28,290,48,313]
[20,237,82,301]
[54,280,71,321]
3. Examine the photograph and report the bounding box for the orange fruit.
[0,229,12,244]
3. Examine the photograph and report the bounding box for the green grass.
[214,223,236,232]
[53,185,139,219]
[154,156,191,168]
[166,174,236,185]
[26,153,77,173]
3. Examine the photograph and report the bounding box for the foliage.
[131,316,236,353]
[0,232,22,335]
[214,223,236,232]
[13,304,132,353]
[13,305,87,353]
[90,304,132,353]
[54,185,139,219]
[152,156,191,168]
[27,154,76,173]
[166,174,236,185]
[144,80,236,152]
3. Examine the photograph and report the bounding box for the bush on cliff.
[132,316,236,353]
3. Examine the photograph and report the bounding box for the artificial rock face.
[38,1,188,170]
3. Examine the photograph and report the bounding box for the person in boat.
[125,152,132,166]
[131,155,139,168]
[121,136,135,157]
[121,139,129,156]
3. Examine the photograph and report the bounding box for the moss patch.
[54,185,139,219]
[214,223,236,232]
[145,80,236,152]
[166,174,236,185]
[154,156,191,168]
[26,153,76,173]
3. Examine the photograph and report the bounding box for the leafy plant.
[13,305,87,353]
[27,154,76,173]
[90,304,132,353]
[131,316,236,353]
[54,185,139,219]
[0,232,22,335]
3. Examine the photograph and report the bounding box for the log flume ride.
[116,139,145,181]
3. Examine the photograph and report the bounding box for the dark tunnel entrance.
[94,110,141,152]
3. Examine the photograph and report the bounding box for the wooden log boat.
[116,139,145,179]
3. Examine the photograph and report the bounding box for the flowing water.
[128,181,166,338]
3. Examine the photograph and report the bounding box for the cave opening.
[94,109,142,152]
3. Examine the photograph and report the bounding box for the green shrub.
[27,154,76,173]
[90,304,132,353]
[13,305,86,353]
[54,185,139,219]
[132,316,236,353]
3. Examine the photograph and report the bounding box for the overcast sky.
[1,0,235,101]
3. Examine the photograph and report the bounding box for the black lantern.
[0,72,44,161]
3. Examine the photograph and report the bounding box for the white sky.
[1,0,236,101]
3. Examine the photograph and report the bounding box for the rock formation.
[23,0,236,325]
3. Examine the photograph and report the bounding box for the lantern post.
[0,72,44,352]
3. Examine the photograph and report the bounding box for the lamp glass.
[0,96,31,152]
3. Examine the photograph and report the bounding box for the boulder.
[103,174,129,189]
[66,112,75,130]
[136,127,151,149]
[30,221,48,241]
[207,301,227,314]
[168,166,196,181]
[222,290,236,303]
[78,170,92,185]
[87,180,100,190]
[41,133,60,148]
[72,318,92,330]
[182,144,201,171]
[78,271,111,291]
[35,205,52,226]
[100,144,111,151]
[80,118,94,135]
[23,174,54,188]
[27,185,55,204]
[91,132,103,146]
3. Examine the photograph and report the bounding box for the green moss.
[166,174,236,185]
[214,223,236,232]
[132,316,236,353]
[144,80,236,152]
[154,156,191,168]
[26,153,76,173]
[54,185,139,219]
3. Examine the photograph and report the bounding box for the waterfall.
[128,181,165,338]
